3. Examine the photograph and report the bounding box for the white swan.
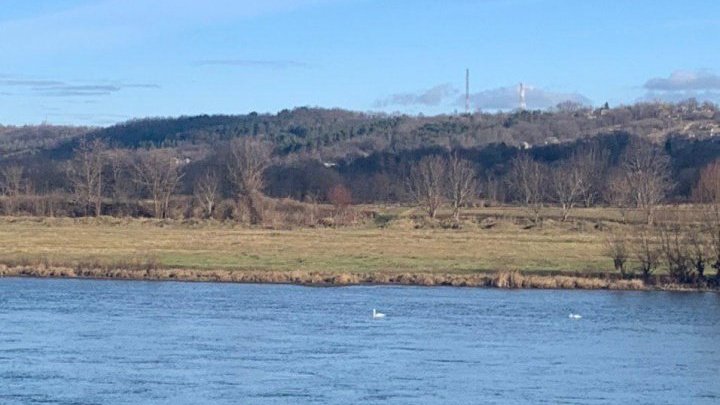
[569,313,582,319]
[372,309,386,319]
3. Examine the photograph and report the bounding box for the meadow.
[0,205,713,289]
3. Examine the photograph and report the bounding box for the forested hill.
[1,101,720,206]
[2,100,718,163]
[76,102,720,160]
[0,124,89,158]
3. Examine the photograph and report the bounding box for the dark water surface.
[0,278,718,404]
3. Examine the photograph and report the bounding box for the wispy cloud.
[195,59,308,69]
[375,84,459,107]
[0,79,65,87]
[466,85,591,110]
[375,83,590,111]
[644,70,720,92]
[640,70,720,104]
[0,75,160,97]
[37,84,121,97]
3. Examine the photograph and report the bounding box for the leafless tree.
[132,149,184,219]
[407,155,446,219]
[619,140,672,225]
[483,173,501,205]
[0,165,24,195]
[704,209,720,283]
[693,159,720,203]
[445,152,478,221]
[68,138,106,216]
[549,161,585,221]
[605,231,629,277]
[574,144,609,207]
[694,160,720,282]
[107,149,134,210]
[0,165,25,214]
[606,170,632,223]
[327,184,354,224]
[507,154,546,223]
[194,170,219,219]
[226,137,272,224]
[659,225,693,283]
[686,231,708,280]
[633,229,661,280]
[328,184,352,209]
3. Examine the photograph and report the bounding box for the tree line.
[2,100,718,161]
[0,132,716,224]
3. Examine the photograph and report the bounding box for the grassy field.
[0,205,715,283]
[0,213,614,275]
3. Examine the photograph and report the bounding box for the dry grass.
[0,215,611,274]
[0,265,653,290]
[0,207,714,290]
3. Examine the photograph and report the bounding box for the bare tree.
[686,231,708,280]
[226,138,272,224]
[507,154,546,223]
[194,170,219,219]
[132,149,184,219]
[107,149,134,212]
[574,144,609,207]
[620,140,672,225]
[633,229,660,280]
[606,170,632,223]
[328,184,353,224]
[605,231,629,277]
[483,173,501,205]
[68,138,106,216]
[704,207,720,284]
[0,165,25,214]
[328,184,352,209]
[693,159,720,203]
[694,160,720,282]
[659,225,693,283]
[445,152,478,221]
[549,161,585,221]
[407,155,446,219]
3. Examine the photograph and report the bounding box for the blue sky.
[0,0,719,126]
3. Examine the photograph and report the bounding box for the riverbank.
[1,264,716,291]
[0,215,618,273]
[0,214,717,291]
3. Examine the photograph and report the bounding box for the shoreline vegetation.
[3,111,720,292]
[0,266,656,290]
[0,212,717,292]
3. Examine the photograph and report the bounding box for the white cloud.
[375,83,591,111]
[644,70,720,91]
[467,85,591,110]
[375,84,459,107]
[640,70,720,104]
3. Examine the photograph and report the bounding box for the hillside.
[1,101,715,163]
[0,100,719,207]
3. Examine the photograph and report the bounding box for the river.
[0,278,718,404]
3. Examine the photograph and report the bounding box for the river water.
[0,278,718,404]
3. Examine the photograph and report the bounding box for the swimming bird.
[372,309,386,319]
[569,313,582,319]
